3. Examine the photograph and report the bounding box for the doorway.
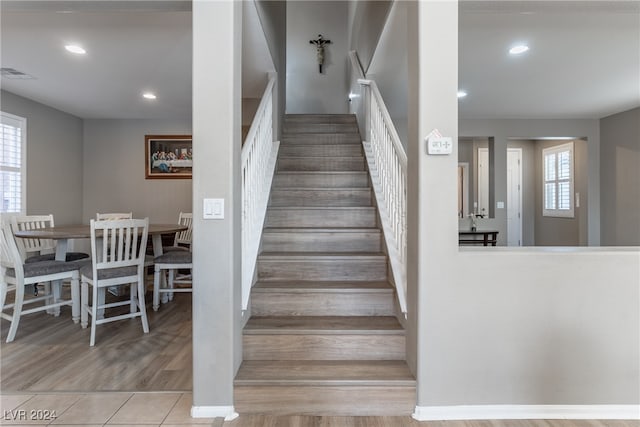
[507,148,523,246]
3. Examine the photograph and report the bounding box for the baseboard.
[412,405,640,421]
[191,405,239,420]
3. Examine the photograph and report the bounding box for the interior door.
[507,148,523,246]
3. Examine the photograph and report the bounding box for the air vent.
[1,68,36,79]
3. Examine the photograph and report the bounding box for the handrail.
[358,76,408,316]
[241,74,279,311]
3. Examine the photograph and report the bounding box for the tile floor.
[0,392,223,426]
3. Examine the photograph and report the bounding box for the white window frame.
[542,142,574,218]
[1,111,27,214]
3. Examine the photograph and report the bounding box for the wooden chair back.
[89,218,148,273]
[9,214,56,261]
[174,212,193,249]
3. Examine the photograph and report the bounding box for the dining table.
[13,223,189,320]
[13,223,188,260]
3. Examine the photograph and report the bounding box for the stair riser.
[273,172,369,188]
[243,335,406,360]
[282,134,362,145]
[279,145,362,157]
[278,157,365,172]
[234,385,415,416]
[284,123,358,134]
[262,231,381,252]
[270,190,371,207]
[258,258,387,282]
[251,292,395,316]
[265,208,377,228]
[285,115,357,124]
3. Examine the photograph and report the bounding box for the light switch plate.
[203,198,224,219]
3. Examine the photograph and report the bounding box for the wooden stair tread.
[235,360,415,386]
[259,252,386,259]
[262,227,380,233]
[267,206,375,211]
[244,316,403,334]
[253,280,393,292]
[275,171,367,175]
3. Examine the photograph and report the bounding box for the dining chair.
[96,212,133,221]
[163,212,193,252]
[0,219,81,343]
[152,250,192,311]
[10,214,89,263]
[80,218,150,346]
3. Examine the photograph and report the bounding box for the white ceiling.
[1,1,638,120]
[459,0,640,119]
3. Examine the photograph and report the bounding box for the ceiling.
[1,1,638,120]
[459,0,640,119]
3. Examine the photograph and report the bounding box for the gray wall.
[405,2,639,412]
[366,0,409,147]
[285,1,349,114]
[1,90,83,225]
[254,0,286,139]
[600,107,640,246]
[348,0,393,73]
[82,119,192,223]
[192,0,242,415]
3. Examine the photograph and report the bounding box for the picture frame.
[145,134,192,179]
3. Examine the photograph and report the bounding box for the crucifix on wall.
[309,34,331,73]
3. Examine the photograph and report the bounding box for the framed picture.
[145,135,192,179]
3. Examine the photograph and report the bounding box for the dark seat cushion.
[162,245,189,253]
[7,260,82,278]
[80,264,139,281]
[155,251,192,264]
[25,252,89,264]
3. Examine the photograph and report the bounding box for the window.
[542,142,574,218]
[1,112,27,214]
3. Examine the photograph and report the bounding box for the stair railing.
[357,77,408,316]
[241,74,279,312]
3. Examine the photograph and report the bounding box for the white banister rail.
[241,75,279,311]
[358,77,408,316]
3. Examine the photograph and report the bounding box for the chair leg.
[137,273,149,334]
[51,279,62,317]
[90,284,98,346]
[168,269,175,302]
[81,280,88,328]
[71,274,80,324]
[130,283,137,314]
[153,266,161,311]
[129,283,137,313]
[6,284,25,343]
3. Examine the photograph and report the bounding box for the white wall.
[286,1,349,114]
[1,90,83,225]
[82,119,191,223]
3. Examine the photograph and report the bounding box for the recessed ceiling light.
[509,45,529,55]
[64,44,86,55]
[143,92,157,100]
[457,90,468,98]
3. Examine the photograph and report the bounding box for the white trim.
[412,405,640,421]
[0,111,27,214]
[507,147,523,246]
[191,405,239,420]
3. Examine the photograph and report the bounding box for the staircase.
[234,114,415,416]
